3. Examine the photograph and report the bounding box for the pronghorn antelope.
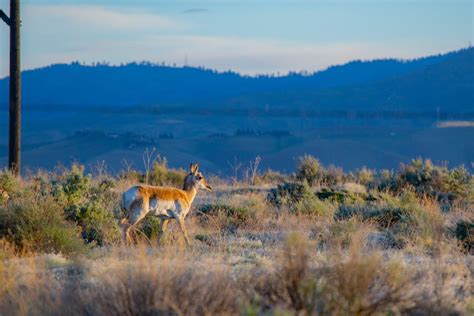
[120,163,212,245]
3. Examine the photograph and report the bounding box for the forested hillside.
[1,48,470,111]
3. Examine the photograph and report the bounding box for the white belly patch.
[149,198,179,217]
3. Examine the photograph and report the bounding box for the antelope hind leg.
[126,200,148,245]
[176,217,190,246]
[157,219,169,246]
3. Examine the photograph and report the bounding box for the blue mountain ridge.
[0,47,471,111]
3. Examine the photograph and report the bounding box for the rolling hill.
[204,47,474,112]
[1,48,471,112]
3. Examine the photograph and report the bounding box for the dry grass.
[1,225,472,315]
[0,163,473,315]
[75,247,238,315]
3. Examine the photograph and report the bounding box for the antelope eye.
[197,176,202,180]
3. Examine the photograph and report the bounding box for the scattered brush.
[0,157,472,315]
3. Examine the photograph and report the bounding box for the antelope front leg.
[157,219,169,246]
[176,217,190,246]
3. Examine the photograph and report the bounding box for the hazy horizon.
[0,45,470,81]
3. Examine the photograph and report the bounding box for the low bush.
[199,203,251,230]
[372,169,398,191]
[334,191,445,250]
[441,166,473,202]
[328,250,412,315]
[199,194,269,230]
[249,233,321,314]
[335,191,418,224]
[0,170,20,204]
[72,201,119,245]
[320,165,346,187]
[353,167,375,187]
[295,155,347,188]
[77,179,120,245]
[268,182,310,208]
[118,159,187,187]
[316,187,365,204]
[52,164,91,206]
[268,182,327,209]
[296,155,321,186]
[398,158,436,194]
[256,169,289,185]
[53,166,120,246]
[398,159,473,204]
[140,216,164,241]
[293,193,332,216]
[147,161,187,187]
[0,196,86,254]
[347,160,473,208]
[268,182,332,216]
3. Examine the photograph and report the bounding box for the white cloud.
[25,4,179,31]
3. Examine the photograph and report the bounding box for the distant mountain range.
[1,47,473,112]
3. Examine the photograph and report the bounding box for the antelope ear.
[189,163,199,174]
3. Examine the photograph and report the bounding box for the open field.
[0,157,473,315]
[0,110,473,174]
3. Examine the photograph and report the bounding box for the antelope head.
[183,163,213,192]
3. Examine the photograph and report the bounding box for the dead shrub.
[250,233,326,315]
[74,249,239,315]
[250,233,418,315]
[327,248,414,315]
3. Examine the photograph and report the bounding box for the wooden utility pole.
[1,0,21,176]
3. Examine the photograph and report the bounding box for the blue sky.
[0,0,472,76]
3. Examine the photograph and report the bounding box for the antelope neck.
[184,186,197,204]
